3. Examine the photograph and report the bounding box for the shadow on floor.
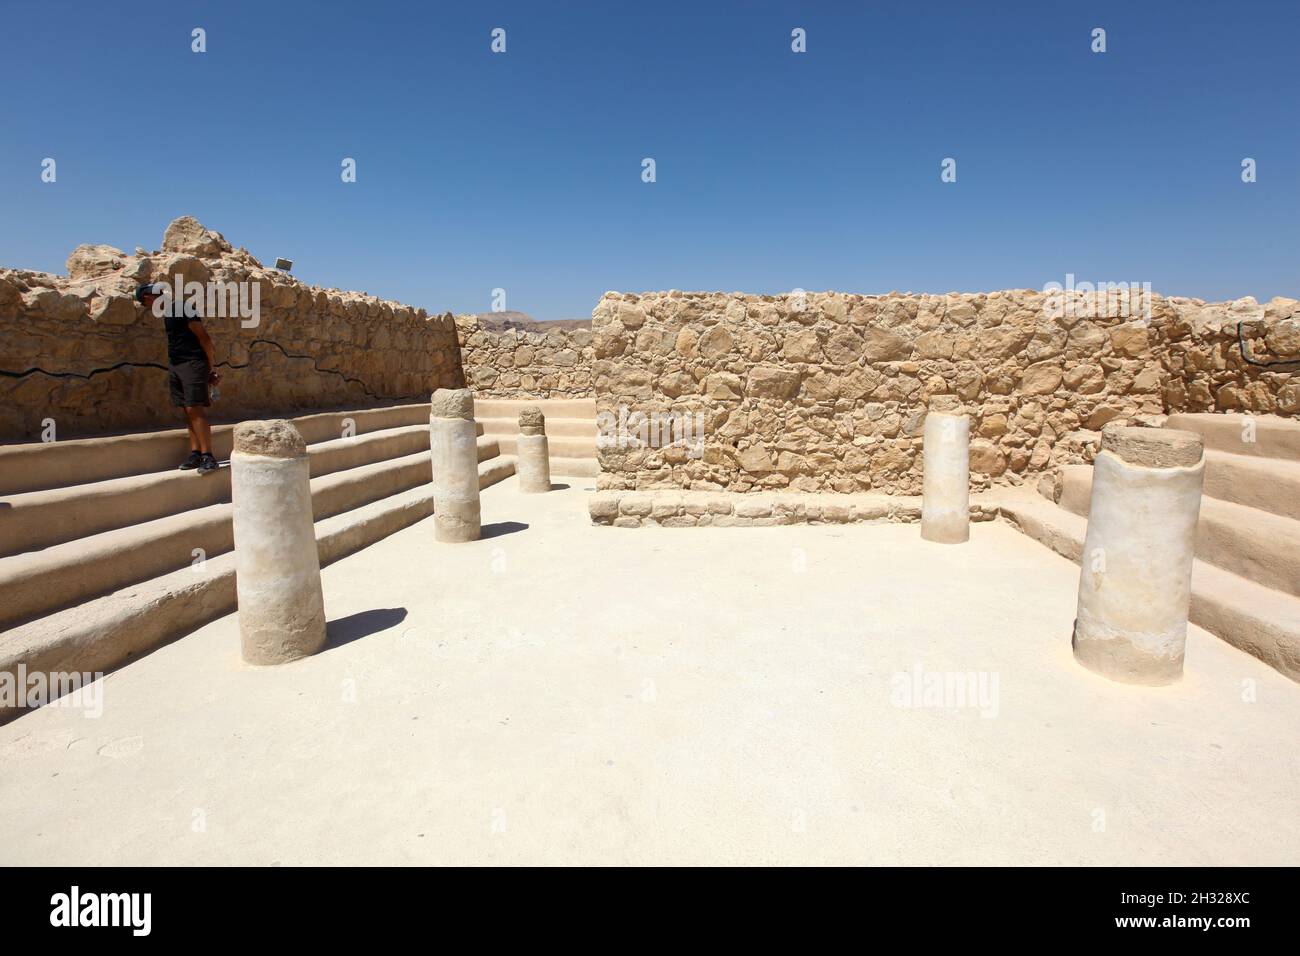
[549,483,571,491]
[481,521,529,539]
[325,607,408,650]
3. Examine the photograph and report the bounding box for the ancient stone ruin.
[2,217,1299,869]
[589,289,1299,499]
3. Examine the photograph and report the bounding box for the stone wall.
[0,218,464,441]
[1156,296,1300,414]
[592,290,1299,495]
[456,314,594,398]
[589,488,1000,529]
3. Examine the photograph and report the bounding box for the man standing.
[136,282,221,472]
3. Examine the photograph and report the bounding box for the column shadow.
[481,521,529,539]
[325,607,408,650]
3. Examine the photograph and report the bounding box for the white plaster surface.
[2,479,1297,865]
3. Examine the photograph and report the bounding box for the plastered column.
[231,420,326,664]
[921,411,970,544]
[516,405,552,493]
[430,388,481,542]
[1073,426,1205,685]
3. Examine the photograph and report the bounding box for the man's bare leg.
[184,408,200,452]
[185,405,213,455]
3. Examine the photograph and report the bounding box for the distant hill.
[471,311,591,332]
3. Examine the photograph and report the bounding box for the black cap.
[135,282,166,303]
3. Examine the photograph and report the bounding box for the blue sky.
[2,0,1296,319]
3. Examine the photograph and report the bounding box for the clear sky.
[2,0,1296,320]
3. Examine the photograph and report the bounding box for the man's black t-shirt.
[162,300,207,365]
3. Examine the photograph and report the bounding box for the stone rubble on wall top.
[4,216,458,331]
[0,216,465,440]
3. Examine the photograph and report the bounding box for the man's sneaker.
[178,451,203,470]
[197,453,219,474]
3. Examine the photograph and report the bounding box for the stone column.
[516,405,552,493]
[430,388,481,542]
[1073,426,1205,685]
[231,420,326,665]
[921,411,970,544]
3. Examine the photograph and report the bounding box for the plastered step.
[1055,464,1094,519]
[491,434,598,459]
[312,440,501,525]
[0,453,518,722]
[0,501,233,633]
[316,424,493,474]
[1189,561,1300,683]
[317,448,507,529]
[1164,413,1300,462]
[476,416,596,439]
[310,451,430,523]
[1196,497,1300,599]
[0,423,450,558]
[984,488,1088,565]
[550,457,599,479]
[0,402,433,496]
[1056,463,1300,597]
[0,447,446,630]
[479,455,516,488]
[308,423,429,479]
[473,398,596,420]
[1202,449,1300,522]
[0,550,239,726]
[1,460,236,560]
[0,488,419,725]
[476,435,500,462]
[986,487,1300,683]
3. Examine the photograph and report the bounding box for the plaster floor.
[2,478,1298,866]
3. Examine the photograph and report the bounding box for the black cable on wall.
[1237,322,1300,369]
[0,337,437,404]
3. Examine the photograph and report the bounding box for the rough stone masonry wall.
[0,217,464,441]
[455,315,594,398]
[1155,295,1300,413]
[592,290,1299,495]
